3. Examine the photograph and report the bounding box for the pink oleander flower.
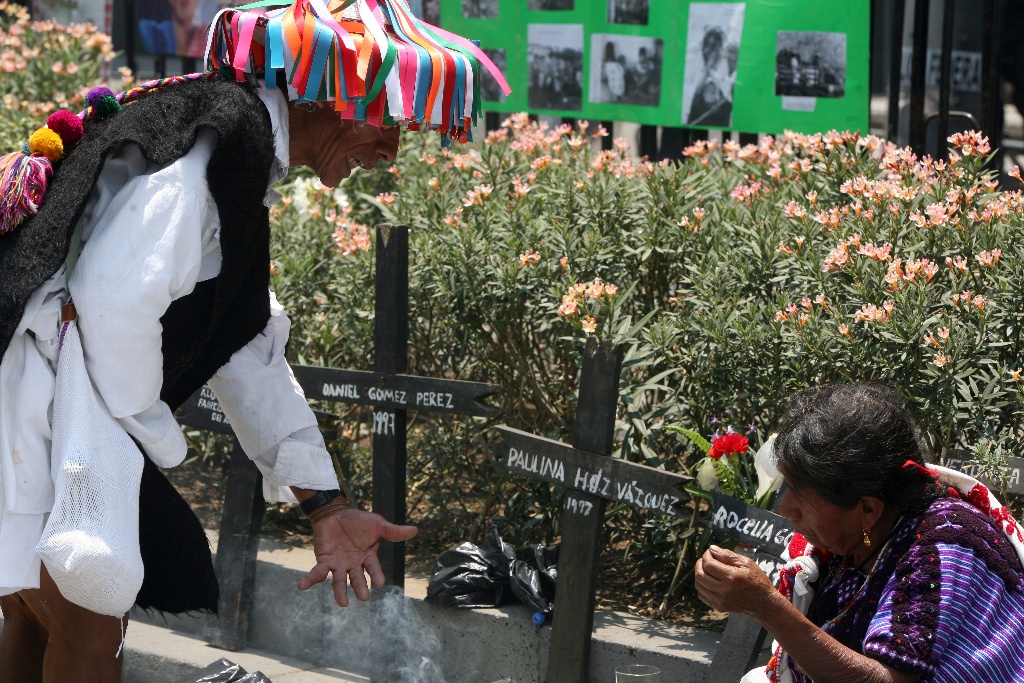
[813,207,845,230]
[822,242,850,271]
[531,155,552,171]
[442,207,463,227]
[376,192,396,206]
[511,176,532,199]
[947,131,991,156]
[946,255,968,272]
[923,202,953,226]
[838,323,850,337]
[976,249,1002,267]
[485,129,509,144]
[783,201,806,220]
[885,259,904,290]
[730,180,765,203]
[856,242,893,261]
[854,303,892,324]
[463,184,493,207]
[933,353,952,367]
[518,251,541,268]
[581,316,598,335]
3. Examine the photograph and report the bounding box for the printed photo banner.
[33,0,112,36]
[440,0,870,134]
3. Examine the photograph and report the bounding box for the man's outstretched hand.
[297,505,418,607]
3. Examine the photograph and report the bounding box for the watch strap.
[299,489,343,516]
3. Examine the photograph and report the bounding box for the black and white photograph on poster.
[529,0,573,10]
[481,49,508,102]
[462,0,498,19]
[681,3,746,128]
[589,34,662,106]
[776,31,847,98]
[528,24,584,111]
[607,0,649,25]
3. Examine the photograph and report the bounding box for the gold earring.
[862,530,871,547]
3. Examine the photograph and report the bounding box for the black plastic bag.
[426,525,515,608]
[427,525,558,614]
[510,543,558,614]
[177,658,272,683]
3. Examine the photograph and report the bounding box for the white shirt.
[0,86,339,594]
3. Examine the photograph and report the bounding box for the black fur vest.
[0,77,276,410]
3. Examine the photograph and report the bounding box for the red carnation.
[708,432,749,460]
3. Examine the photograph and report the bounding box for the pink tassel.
[0,151,52,235]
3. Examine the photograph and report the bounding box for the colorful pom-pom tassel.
[86,86,121,119]
[46,110,84,147]
[0,151,52,235]
[86,86,114,106]
[93,95,120,118]
[28,128,63,163]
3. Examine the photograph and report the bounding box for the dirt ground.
[164,457,728,631]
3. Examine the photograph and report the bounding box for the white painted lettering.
[372,411,396,436]
[574,467,587,489]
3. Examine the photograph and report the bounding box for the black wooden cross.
[936,449,1024,496]
[177,225,498,651]
[495,337,793,682]
[701,490,792,683]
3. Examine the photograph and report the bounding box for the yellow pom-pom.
[28,127,63,163]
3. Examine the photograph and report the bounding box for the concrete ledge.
[127,536,723,682]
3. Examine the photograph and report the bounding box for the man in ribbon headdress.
[0,1,509,680]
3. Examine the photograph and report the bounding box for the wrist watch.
[299,489,344,516]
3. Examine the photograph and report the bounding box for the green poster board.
[443,0,870,134]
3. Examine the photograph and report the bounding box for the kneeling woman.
[696,382,1024,682]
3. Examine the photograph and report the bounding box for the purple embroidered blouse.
[797,497,1024,681]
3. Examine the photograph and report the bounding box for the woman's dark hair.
[773,382,945,516]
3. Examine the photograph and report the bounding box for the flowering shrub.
[300,117,1024,614]
[0,2,119,151]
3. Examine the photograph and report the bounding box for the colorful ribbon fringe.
[204,0,510,141]
[0,151,51,235]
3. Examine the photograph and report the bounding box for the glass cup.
[614,664,661,682]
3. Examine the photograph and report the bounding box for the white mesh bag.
[35,314,145,616]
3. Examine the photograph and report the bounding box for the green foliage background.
[270,119,1024,609]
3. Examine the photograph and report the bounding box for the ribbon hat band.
[206,0,510,140]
